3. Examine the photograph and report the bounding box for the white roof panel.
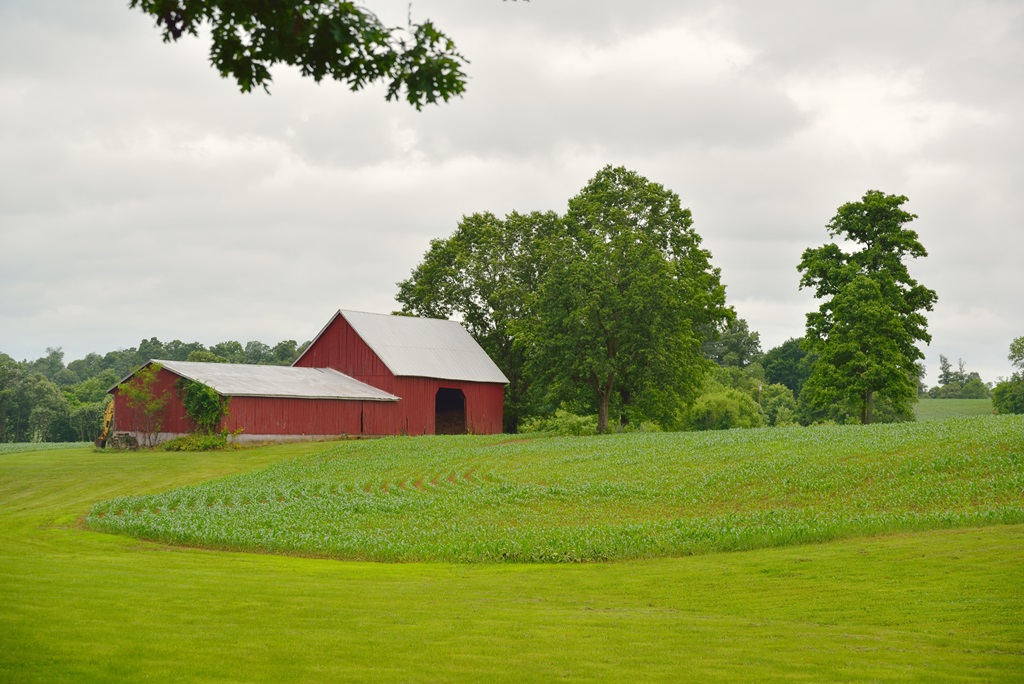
[339,310,509,384]
[152,360,398,401]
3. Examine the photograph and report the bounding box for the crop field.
[87,415,1024,563]
[915,397,994,420]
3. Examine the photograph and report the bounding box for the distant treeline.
[0,326,1002,444]
[0,337,309,443]
[924,355,992,400]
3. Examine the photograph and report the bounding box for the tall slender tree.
[798,190,937,423]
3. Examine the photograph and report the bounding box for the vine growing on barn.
[175,378,230,434]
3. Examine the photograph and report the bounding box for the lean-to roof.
[128,360,399,401]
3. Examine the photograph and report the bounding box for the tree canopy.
[531,166,730,433]
[702,318,762,368]
[397,166,731,434]
[798,190,937,424]
[130,0,468,107]
[762,337,813,396]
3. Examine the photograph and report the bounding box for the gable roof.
[300,310,509,384]
[122,360,399,401]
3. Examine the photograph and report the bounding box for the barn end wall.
[111,366,193,435]
[296,314,506,435]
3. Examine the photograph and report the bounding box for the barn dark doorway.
[435,388,466,435]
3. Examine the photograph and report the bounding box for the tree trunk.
[595,377,615,434]
[619,388,631,428]
[861,389,876,424]
[597,392,610,434]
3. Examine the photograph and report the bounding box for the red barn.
[293,310,508,436]
[109,310,508,443]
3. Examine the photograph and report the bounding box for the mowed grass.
[1,431,1022,681]
[916,397,994,420]
[87,416,1024,562]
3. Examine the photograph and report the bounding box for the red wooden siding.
[112,367,192,434]
[224,397,366,436]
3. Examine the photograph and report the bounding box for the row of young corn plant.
[86,415,1024,563]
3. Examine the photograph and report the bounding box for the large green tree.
[397,210,561,431]
[130,0,468,107]
[798,190,937,424]
[532,166,730,433]
[762,337,814,397]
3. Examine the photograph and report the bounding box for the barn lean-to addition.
[110,310,508,442]
[111,361,400,443]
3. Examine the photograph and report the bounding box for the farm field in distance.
[915,397,994,420]
[2,417,1022,681]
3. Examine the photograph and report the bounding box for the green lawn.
[2,428,1023,681]
[916,397,994,420]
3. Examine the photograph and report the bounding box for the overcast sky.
[1,0,1022,386]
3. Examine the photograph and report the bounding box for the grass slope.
[87,416,1024,562]
[0,437,1021,681]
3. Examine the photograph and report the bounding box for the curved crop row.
[87,416,1024,562]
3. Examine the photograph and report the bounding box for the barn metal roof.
[337,310,510,384]
[151,360,399,401]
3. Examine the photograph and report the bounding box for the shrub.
[687,389,762,430]
[760,383,798,427]
[519,410,597,436]
[162,432,232,451]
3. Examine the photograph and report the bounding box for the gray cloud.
[1,0,1021,388]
